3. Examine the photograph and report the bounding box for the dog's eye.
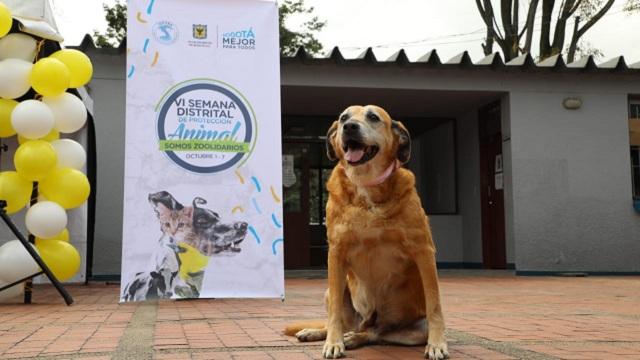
[339,114,349,122]
[367,113,380,122]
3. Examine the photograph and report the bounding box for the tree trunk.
[550,0,578,58]
[477,0,498,55]
[522,0,539,54]
[539,0,555,60]
[483,27,494,55]
[500,0,520,60]
[567,16,580,63]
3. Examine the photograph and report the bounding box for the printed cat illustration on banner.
[121,191,249,301]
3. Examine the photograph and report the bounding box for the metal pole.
[23,183,37,304]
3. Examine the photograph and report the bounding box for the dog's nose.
[343,122,360,133]
[235,222,248,231]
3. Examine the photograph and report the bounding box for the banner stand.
[0,200,74,306]
[121,0,284,302]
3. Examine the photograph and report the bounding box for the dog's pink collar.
[362,160,399,187]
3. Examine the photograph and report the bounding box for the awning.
[3,0,63,42]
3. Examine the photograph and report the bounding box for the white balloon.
[0,240,40,283]
[42,93,87,133]
[10,100,55,139]
[0,281,24,303]
[0,59,33,99]
[0,33,38,62]
[25,201,68,239]
[51,139,86,169]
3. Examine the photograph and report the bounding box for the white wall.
[430,216,463,262]
[510,91,640,272]
[84,49,126,276]
[501,94,515,264]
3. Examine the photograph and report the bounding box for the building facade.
[78,37,640,278]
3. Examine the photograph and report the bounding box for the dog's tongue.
[345,148,364,163]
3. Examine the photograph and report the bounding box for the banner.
[121,0,283,301]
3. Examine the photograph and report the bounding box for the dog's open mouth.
[343,140,379,166]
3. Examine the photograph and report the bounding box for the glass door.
[282,140,333,269]
[282,142,311,268]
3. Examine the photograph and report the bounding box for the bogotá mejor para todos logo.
[156,80,256,174]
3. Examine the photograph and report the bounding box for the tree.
[567,39,605,60]
[278,0,326,56]
[475,0,615,62]
[92,0,326,56]
[625,0,640,12]
[92,0,126,48]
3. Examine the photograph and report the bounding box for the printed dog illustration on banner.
[121,191,249,301]
[190,197,248,255]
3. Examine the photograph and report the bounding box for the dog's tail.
[283,320,326,336]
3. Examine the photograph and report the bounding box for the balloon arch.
[0,1,94,303]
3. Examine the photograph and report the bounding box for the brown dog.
[284,105,448,359]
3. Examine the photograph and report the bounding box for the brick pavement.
[0,272,638,359]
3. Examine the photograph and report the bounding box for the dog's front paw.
[425,340,449,359]
[322,340,345,359]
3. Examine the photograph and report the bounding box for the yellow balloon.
[176,243,210,281]
[35,239,80,281]
[36,228,69,243]
[39,167,90,209]
[14,140,57,181]
[0,98,17,137]
[0,3,11,38]
[50,49,93,88]
[0,171,32,214]
[29,58,70,97]
[18,127,59,144]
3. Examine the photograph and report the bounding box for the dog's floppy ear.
[392,120,411,164]
[325,121,339,162]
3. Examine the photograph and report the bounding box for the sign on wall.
[121,0,283,301]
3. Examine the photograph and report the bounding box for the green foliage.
[279,0,326,56]
[91,0,326,56]
[625,0,640,12]
[576,0,605,18]
[566,39,605,60]
[92,0,127,48]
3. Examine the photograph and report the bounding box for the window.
[630,103,640,119]
[630,100,640,199]
[410,120,457,214]
[308,149,333,225]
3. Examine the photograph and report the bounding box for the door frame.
[282,141,311,268]
[478,102,507,269]
[282,138,331,269]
